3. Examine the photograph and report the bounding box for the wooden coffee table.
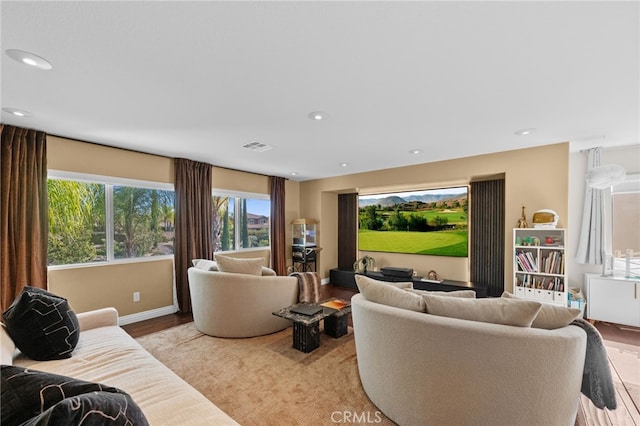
[272,298,351,353]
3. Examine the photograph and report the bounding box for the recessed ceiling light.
[515,128,536,136]
[409,149,423,154]
[2,107,32,117]
[308,111,328,121]
[339,162,349,167]
[5,49,53,70]
[290,172,299,176]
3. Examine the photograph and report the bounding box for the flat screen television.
[358,186,468,257]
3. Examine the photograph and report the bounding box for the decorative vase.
[517,206,528,228]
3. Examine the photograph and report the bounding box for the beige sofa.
[1,307,237,425]
[188,261,298,338]
[351,293,588,426]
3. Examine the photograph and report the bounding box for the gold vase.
[517,206,528,228]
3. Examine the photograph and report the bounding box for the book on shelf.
[541,250,565,275]
[516,250,538,272]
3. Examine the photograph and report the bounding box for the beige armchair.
[188,260,298,338]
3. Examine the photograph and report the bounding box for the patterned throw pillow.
[1,365,149,426]
[2,287,79,361]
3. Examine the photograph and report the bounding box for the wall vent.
[242,141,272,152]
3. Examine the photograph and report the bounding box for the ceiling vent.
[242,141,272,152]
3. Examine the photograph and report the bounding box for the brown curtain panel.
[174,158,213,313]
[470,178,505,297]
[338,193,358,270]
[269,176,287,275]
[1,124,48,311]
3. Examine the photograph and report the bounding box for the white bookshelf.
[513,228,567,306]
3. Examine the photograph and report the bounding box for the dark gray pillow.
[2,286,79,360]
[1,365,148,426]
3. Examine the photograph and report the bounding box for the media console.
[329,269,487,298]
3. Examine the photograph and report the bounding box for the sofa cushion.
[502,292,582,329]
[356,275,413,289]
[1,364,148,426]
[2,287,79,361]
[423,294,542,327]
[261,267,277,276]
[193,259,276,276]
[405,288,476,298]
[215,255,264,276]
[355,275,425,312]
[193,259,219,270]
[1,324,15,365]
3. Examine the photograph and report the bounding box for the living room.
[2,1,639,425]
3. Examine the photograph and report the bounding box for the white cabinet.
[513,228,567,306]
[585,273,640,327]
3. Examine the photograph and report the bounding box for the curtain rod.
[580,143,639,153]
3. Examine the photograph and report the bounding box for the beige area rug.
[136,323,396,426]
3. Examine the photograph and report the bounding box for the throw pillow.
[2,287,79,361]
[1,324,16,365]
[1,365,148,426]
[355,275,425,312]
[215,255,264,276]
[423,294,542,327]
[29,391,149,426]
[192,259,218,271]
[502,291,582,329]
[261,267,277,276]
[355,274,413,289]
[405,288,476,298]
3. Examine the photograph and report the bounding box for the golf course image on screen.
[358,186,468,257]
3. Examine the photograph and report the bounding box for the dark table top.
[272,297,352,325]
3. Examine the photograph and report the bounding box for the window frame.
[605,173,640,277]
[47,170,175,269]
[212,188,271,254]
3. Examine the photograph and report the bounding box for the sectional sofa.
[351,275,590,426]
[2,307,238,425]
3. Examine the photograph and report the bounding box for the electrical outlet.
[133,292,140,302]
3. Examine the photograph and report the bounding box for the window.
[112,186,175,259]
[609,174,640,277]
[48,179,106,265]
[213,191,270,252]
[47,172,174,266]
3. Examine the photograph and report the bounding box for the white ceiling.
[1,1,638,181]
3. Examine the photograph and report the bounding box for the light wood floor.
[122,285,639,425]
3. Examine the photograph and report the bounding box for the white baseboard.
[321,277,330,285]
[119,304,178,326]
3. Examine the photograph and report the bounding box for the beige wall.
[48,136,174,183]
[300,142,570,291]
[48,259,174,316]
[46,136,301,316]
